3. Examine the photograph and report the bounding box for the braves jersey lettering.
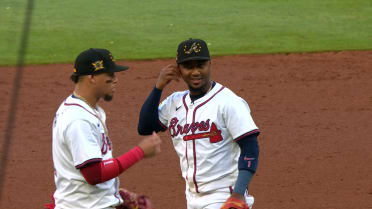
[169,118,210,137]
[101,134,112,154]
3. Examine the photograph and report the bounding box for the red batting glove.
[220,197,249,209]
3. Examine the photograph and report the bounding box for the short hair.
[70,73,80,83]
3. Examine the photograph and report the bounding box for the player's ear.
[88,75,97,83]
[206,61,212,70]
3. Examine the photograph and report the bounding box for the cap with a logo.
[176,38,210,64]
[73,48,129,75]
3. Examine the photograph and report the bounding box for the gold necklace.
[73,91,108,134]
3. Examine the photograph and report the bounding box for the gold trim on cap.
[184,42,201,54]
[109,53,115,61]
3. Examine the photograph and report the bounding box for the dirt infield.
[0,50,371,209]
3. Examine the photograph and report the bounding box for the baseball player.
[48,48,161,209]
[137,38,260,209]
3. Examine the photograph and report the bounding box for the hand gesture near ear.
[155,64,180,90]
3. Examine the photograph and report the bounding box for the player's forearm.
[138,87,164,135]
[233,169,254,195]
[80,146,144,185]
[116,146,144,172]
[233,133,260,195]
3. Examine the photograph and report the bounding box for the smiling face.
[178,60,212,95]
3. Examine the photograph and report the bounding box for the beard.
[104,94,113,101]
[188,81,209,95]
[188,84,203,93]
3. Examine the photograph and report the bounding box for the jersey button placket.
[185,101,194,183]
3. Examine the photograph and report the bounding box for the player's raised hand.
[155,64,180,90]
[138,132,162,158]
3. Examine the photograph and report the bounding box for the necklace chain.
[73,91,108,135]
[73,91,95,109]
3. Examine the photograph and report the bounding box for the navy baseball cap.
[176,38,210,64]
[73,48,129,75]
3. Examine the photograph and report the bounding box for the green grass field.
[1,0,372,66]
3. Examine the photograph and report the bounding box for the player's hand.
[155,64,180,90]
[138,132,162,158]
[118,188,154,209]
[220,194,249,209]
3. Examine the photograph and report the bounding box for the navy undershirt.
[137,87,165,135]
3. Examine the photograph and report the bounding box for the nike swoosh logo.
[176,106,182,111]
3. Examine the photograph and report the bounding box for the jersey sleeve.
[158,94,174,127]
[65,120,103,168]
[224,97,259,141]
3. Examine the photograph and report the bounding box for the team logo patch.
[184,42,201,54]
[92,60,104,71]
[244,157,255,168]
[183,123,223,143]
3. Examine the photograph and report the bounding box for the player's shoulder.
[58,95,98,121]
[214,82,251,108]
[167,90,189,102]
[215,82,241,100]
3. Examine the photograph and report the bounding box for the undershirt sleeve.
[138,87,167,135]
[233,133,260,195]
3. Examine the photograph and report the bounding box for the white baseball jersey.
[52,95,122,209]
[158,82,259,194]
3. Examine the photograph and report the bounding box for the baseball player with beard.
[138,38,260,209]
[47,48,160,209]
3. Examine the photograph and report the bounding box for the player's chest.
[94,120,113,156]
[168,103,226,144]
